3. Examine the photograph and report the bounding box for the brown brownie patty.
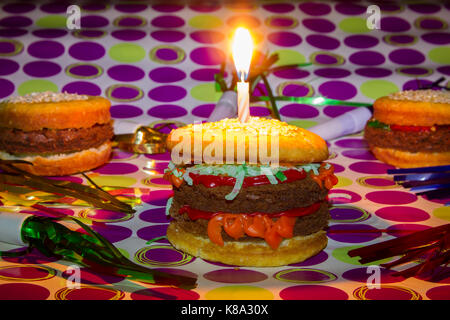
[172,173,329,214]
[0,122,114,155]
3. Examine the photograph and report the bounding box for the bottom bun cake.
[164,117,338,267]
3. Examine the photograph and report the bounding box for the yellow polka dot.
[334,176,353,188]
[189,15,223,29]
[205,285,273,300]
[89,175,137,187]
[433,206,450,222]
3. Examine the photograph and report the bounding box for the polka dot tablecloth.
[0,1,449,300]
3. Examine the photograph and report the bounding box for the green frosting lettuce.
[367,119,390,130]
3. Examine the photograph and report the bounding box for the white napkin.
[113,119,142,135]
[309,107,372,141]
[207,90,238,122]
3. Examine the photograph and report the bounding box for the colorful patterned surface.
[0,1,449,300]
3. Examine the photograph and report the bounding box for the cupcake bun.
[369,146,450,168]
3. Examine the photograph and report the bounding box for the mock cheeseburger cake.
[0,91,113,176]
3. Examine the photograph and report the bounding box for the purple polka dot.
[110,104,143,118]
[324,105,356,118]
[384,34,417,46]
[147,104,188,119]
[302,18,335,33]
[151,30,186,43]
[417,17,447,30]
[93,162,139,175]
[148,85,187,102]
[341,149,377,160]
[349,161,395,174]
[190,47,225,66]
[0,28,28,38]
[389,48,425,65]
[33,29,67,39]
[131,286,199,300]
[139,207,171,224]
[299,2,331,16]
[329,162,345,173]
[375,206,430,222]
[144,152,171,161]
[189,3,220,12]
[363,177,396,187]
[313,53,342,65]
[150,67,186,83]
[0,283,50,300]
[289,251,329,267]
[152,4,184,12]
[108,85,142,101]
[408,3,441,14]
[280,83,312,97]
[0,15,32,27]
[349,51,385,66]
[114,16,146,28]
[0,40,20,55]
[142,190,173,206]
[275,268,336,283]
[262,3,295,13]
[81,15,109,28]
[328,189,362,204]
[279,103,319,118]
[115,3,148,13]
[342,267,404,283]
[396,67,431,77]
[381,17,411,32]
[0,78,14,99]
[335,138,368,148]
[69,42,105,61]
[40,2,69,13]
[426,286,450,299]
[306,34,340,50]
[366,190,418,205]
[330,206,370,222]
[402,79,433,91]
[314,68,351,79]
[151,15,184,28]
[67,63,101,78]
[437,66,450,76]
[190,30,224,44]
[273,68,310,79]
[355,67,393,78]
[0,58,19,75]
[23,61,61,77]
[91,224,132,243]
[335,3,366,15]
[111,29,146,41]
[344,35,379,49]
[190,68,222,81]
[73,30,106,39]
[386,224,430,238]
[250,106,271,117]
[267,16,298,28]
[81,4,108,11]
[327,224,381,243]
[142,161,170,174]
[62,81,101,96]
[204,269,267,283]
[191,104,214,118]
[3,3,36,13]
[136,225,169,243]
[280,284,348,300]
[107,65,145,82]
[421,32,450,45]
[268,31,302,47]
[319,80,357,100]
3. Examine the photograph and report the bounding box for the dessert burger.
[0,92,113,176]
[364,89,450,168]
[164,117,338,267]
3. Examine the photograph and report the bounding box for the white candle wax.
[0,211,32,246]
[237,81,250,123]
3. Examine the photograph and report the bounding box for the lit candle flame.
[232,27,253,81]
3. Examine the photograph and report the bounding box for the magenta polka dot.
[150,67,186,83]
[273,68,310,79]
[314,67,351,79]
[421,194,450,205]
[151,15,184,28]
[280,284,348,300]
[319,80,357,100]
[189,3,220,12]
[328,162,345,173]
[335,138,368,148]
[408,3,441,14]
[150,30,185,43]
[190,47,225,66]
[349,51,385,66]
[342,267,404,283]
[40,2,69,13]
[299,2,331,16]
[93,162,139,175]
[191,104,214,118]
[363,177,396,187]
[275,268,336,283]
[327,223,381,243]
[190,30,224,44]
[342,149,377,160]
[148,104,188,119]
[375,206,430,222]
[190,68,223,81]
[349,161,395,174]
[148,85,187,102]
[328,189,362,204]
[356,285,422,300]
[335,3,366,15]
[139,207,172,224]
[23,61,61,77]
[152,4,184,13]
[306,34,340,50]
[3,3,36,14]
[115,3,148,13]
[131,286,199,300]
[250,106,271,117]
[204,269,267,283]
[384,34,417,46]
[279,103,319,118]
[32,29,68,39]
[344,35,379,49]
[280,83,311,97]
[366,190,418,205]
[262,3,295,13]
[330,206,370,222]
[142,190,173,207]
[302,18,335,33]
[402,79,433,91]
[324,105,356,118]
[110,104,143,118]
[111,29,146,41]
[289,251,329,267]
[69,42,105,61]
[81,15,109,28]
[108,85,142,101]
[386,224,430,238]
[62,81,101,96]
[0,28,28,38]
[27,40,64,59]
[355,67,393,78]
[0,16,32,27]
[426,286,450,300]
[268,31,302,47]
[0,283,50,300]
[437,65,450,76]
[137,224,169,243]
[381,17,411,32]
[421,32,450,45]
[389,48,425,65]
[1,247,58,264]
[107,65,145,82]
[0,58,19,75]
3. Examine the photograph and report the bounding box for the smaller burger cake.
[0,91,114,176]
[364,89,450,168]
[164,117,338,267]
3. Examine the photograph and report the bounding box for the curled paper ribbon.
[114,125,168,154]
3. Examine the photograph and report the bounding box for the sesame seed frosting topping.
[3,91,89,104]
[388,89,450,104]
